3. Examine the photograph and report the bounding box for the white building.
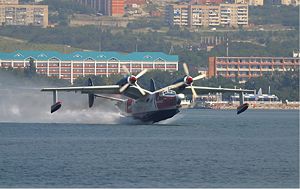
[0,50,179,84]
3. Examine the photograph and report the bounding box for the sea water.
[0,109,299,187]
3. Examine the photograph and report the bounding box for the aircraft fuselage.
[118,91,182,123]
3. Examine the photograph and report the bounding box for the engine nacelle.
[117,75,136,86]
[127,75,137,84]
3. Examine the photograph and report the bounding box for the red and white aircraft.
[42,64,254,123]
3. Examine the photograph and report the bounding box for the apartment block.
[208,56,300,81]
[189,0,224,4]
[0,0,18,4]
[166,3,248,28]
[220,4,248,26]
[74,0,109,15]
[75,0,124,16]
[281,0,299,6]
[0,0,48,27]
[0,4,48,27]
[166,4,189,26]
[193,5,220,26]
[235,0,264,6]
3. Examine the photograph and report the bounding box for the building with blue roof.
[0,50,179,84]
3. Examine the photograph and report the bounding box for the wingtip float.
[237,103,249,115]
[51,101,62,113]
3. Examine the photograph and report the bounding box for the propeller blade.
[136,69,148,79]
[119,83,130,93]
[135,83,146,96]
[122,65,131,75]
[191,85,198,98]
[193,74,206,81]
[171,81,186,89]
[183,63,189,76]
[155,87,168,93]
[155,81,185,93]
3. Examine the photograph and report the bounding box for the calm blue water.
[0,109,299,187]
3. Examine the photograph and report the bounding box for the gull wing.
[41,85,150,100]
[154,84,254,95]
[185,86,255,94]
[41,85,120,94]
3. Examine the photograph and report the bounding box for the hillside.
[0,36,81,53]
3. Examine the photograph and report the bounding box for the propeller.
[119,65,147,95]
[180,63,206,98]
[153,63,206,95]
[183,63,205,98]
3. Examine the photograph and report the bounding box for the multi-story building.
[189,0,224,4]
[111,0,124,16]
[166,3,248,28]
[208,56,300,81]
[0,0,48,27]
[167,4,189,26]
[235,0,264,6]
[281,0,299,6]
[194,5,220,27]
[220,3,248,26]
[0,0,18,4]
[74,0,107,14]
[75,0,124,16]
[0,50,179,84]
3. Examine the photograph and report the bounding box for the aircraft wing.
[185,86,255,94]
[41,85,150,100]
[184,86,255,114]
[41,85,120,93]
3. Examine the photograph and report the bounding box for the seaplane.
[41,64,254,123]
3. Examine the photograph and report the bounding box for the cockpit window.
[163,90,176,96]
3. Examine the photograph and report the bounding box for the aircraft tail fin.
[150,79,157,92]
[257,88,262,96]
[255,88,262,101]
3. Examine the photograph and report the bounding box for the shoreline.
[184,102,300,110]
[216,103,299,110]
